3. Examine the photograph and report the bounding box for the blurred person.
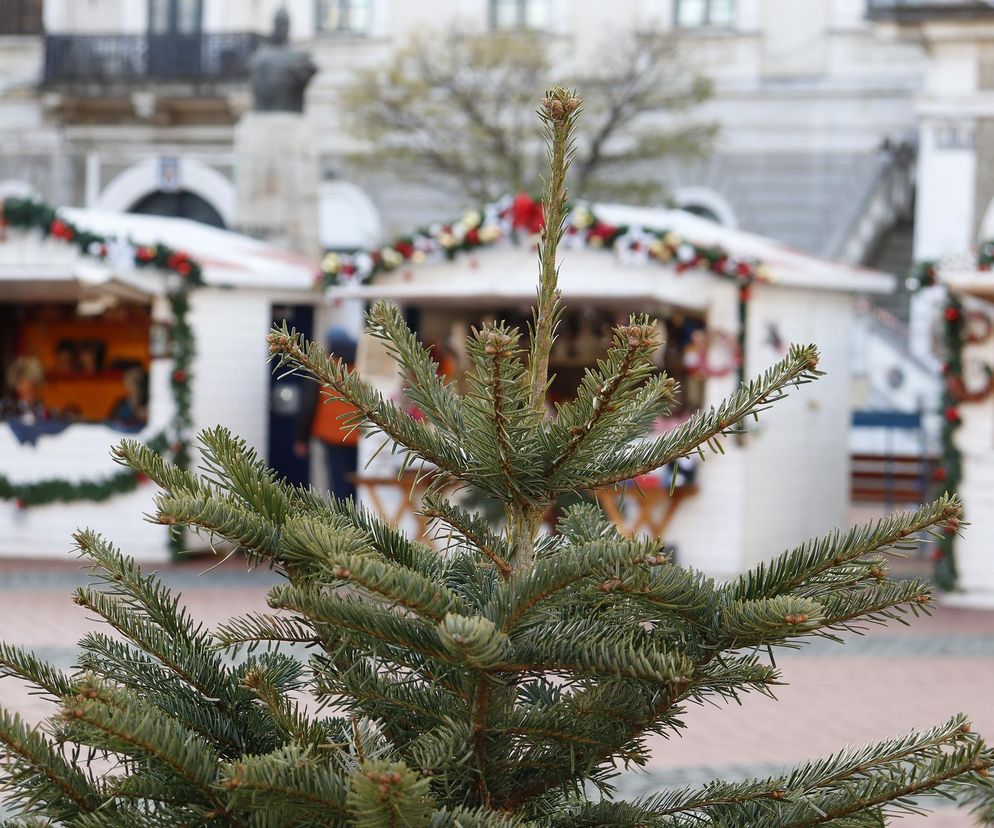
[1,356,49,424]
[54,339,79,373]
[78,340,105,375]
[107,366,149,428]
[294,328,360,501]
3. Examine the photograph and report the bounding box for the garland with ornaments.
[907,254,994,590]
[0,197,201,554]
[317,192,773,386]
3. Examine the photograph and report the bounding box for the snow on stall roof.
[59,208,319,291]
[592,204,895,294]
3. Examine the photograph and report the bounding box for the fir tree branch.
[528,87,579,418]
[268,324,469,481]
[544,318,672,487]
[366,300,465,437]
[221,746,350,824]
[580,343,822,490]
[421,494,513,577]
[728,494,962,602]
[269,585,462,670]
[0,643,76,700]
[0,708,100,820]
[488,536,659,632]
[62,682,228,817]
[279,515,467,621]
[462,323,539,505]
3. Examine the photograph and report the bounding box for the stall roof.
[0,208,319,292]
[330,205,894,305]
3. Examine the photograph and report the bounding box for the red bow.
[510,193,545,234]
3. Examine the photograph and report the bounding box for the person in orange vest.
[294,328,360,501]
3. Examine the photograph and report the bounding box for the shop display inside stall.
[404,304,709,416]
[0,301,151,441]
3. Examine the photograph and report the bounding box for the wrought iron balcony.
[867,0,994,20]
[43,32,262,86]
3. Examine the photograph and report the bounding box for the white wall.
[951,306,994,602]
[189,289,273,463]
[741,286,853,570]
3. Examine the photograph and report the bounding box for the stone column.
[233,111,321,261]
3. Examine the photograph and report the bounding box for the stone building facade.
[0,0,926,263]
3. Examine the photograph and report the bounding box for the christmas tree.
[1,87,991,827]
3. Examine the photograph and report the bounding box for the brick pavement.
[0,556,991,825]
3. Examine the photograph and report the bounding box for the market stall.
[326,200,895,579]
[925,258,994,606]
[0,200,323,561]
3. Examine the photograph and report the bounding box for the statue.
[249,8,317,113]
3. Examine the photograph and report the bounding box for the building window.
[675,0,735,27]
[129,190,226,229]
[682,203,722,223]
[316,0,372,34]
[0,0,43,35]
[148,0,202,35]
[490,0,548,31]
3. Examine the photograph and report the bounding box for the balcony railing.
[867,0,994,20]
[43,32,262,85]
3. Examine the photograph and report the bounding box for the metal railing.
[867,0,994,20]
[43,32,262,85]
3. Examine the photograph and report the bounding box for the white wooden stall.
[0,209,325,561]
[330,206,894,580]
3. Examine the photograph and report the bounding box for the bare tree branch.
[339,29,717,203]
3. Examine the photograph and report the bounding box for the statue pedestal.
[234,112,321,260]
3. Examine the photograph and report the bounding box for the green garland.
[906,260,981,590]
[0,434,169,507]
[0,197,202,555]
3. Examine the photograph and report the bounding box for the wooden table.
[594,483,698,540]
[354,472,698,545]
[351,473,441,541]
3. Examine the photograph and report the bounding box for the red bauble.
[49,219,73,240]
[172,369,187,384]
[933,467,948,482]
[394,241,414,258]
[735,262,752,278]
[739,286,752,303]
[176,261,192,277]
[136,246,154,262]
[14,498,24,510]
[944,306,961,323]
[931,548,944,562]
[466,228,480,245]
[944,406,960,423]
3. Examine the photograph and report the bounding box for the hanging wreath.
[946,362,994,404]
[964,309,993,344]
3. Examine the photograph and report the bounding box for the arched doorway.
[128,189,226,228]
